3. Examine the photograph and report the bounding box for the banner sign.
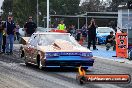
[116,33,128,58]
[76,66,131,84]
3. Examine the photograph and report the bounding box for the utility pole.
[47,0,49,31]
[37,0,39,27]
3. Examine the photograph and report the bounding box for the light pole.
[37,0,39,27]
[127,8,130,58]
[47,0,49,31]
[43,17,47,28]
[0,12,2,16]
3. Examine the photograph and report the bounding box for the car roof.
[97,27,112,28]
[33,32,70,35]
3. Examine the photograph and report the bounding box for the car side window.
[38,35,46,46]
[38,37,42,46]
[28,34,35,44]
[29,34,38,46]
[34,35,39,46]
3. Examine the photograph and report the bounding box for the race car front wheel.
[37,55,43,69]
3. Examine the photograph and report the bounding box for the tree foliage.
[1,0,80,27]
[108,0,127,12]
[80,0,100,12]
[1,0,13,20]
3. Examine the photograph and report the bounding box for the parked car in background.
[96,27,115,45]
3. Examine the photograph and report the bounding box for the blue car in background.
[96,27,115,45]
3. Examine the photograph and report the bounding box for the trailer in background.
[117,2,132,59]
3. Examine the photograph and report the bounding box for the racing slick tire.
[37,55,43,69]
[76,75,86,84]
[20,50,25,58]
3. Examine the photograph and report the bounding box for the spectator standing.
[57,20,66,31]
[4,16,16,54]
[2,30,6,53]
[0,16,4,53]
[14,22,20,41]
[24,16,37,37]
[69,25,76,38]
[81,24,87,42]
[87,18,98,50]
[76,30,82,41]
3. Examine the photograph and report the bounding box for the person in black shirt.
[76,29,82,42]
[106,31,115,51]
[87,18,98,50]
[24,16,37,37]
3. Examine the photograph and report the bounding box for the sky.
[0,0,4,12]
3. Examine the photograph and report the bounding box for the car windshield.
[38,33,80,46]
[97,28,112,33]
[37,27,47,32]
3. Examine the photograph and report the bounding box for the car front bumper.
[44,56,94,68]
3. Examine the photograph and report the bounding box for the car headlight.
[46,52,59,57]
[81,52,93,57]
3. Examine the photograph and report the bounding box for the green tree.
[80,0,100,12]
[107,0,128,12]
[1,0,80,26]
[1,0,13,20]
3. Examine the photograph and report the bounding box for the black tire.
[79,76,86,84]
[37,55,43,69]
[20,50,25,58]
[25,61,29,66]
[76,75,84,85]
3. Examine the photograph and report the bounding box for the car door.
[31,34,40,63]
[25,34,37,63]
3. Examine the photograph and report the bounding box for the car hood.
[37,45,91,53]
[37,39,91,53]
[20,37,30,45]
